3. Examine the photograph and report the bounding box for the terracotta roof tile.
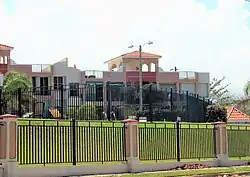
[226,106,250,121]
[121,51,161,58]
[0,44,14,50]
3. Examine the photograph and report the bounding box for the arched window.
[142,64,148,71]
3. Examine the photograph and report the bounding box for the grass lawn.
[17,118,250,166]
[104,166,250,177]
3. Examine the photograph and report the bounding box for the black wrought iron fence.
[17,119,126,165]
[0,83,211,122]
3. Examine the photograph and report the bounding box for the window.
[69,83,79,97]
[96,84,103,101]
[32,77,36,93]
[40,77,49,95]
[54,77,63,90]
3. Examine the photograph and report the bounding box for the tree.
[3,71,32,114]
[125,83,165,105]
[243,81,250,97]
[209,76,233,105]
[206,105,227,122]
[233,81,250,115]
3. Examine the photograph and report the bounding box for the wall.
[66,67,82,85]
[159,83,176,91]
[157,72,179,83]
[198,72,210,83]
[17,161,219,177]
[197,72,210,97]
[52,60,68,76]
[9,65,33,76]
[180,83,196,94]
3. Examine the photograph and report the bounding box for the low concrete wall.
[17,164,128,177]
[16,159,249,177]
[139,160,218,172]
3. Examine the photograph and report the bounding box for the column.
[155,62,159,89]
[195,82,200,95]
[0,114,18,177]
[176,82,180,92]
[147,63,151,72]
[213,122,230,166]
[122,119,140,172]
[82,82,86,102]
[103,81,107,112]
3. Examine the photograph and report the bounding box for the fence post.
[202,97,206,122]
[170,88,173,111]
[122,119,140,173]
[186,91,189,121]
[60,85,64,119]
[107,82,111,121]
[196,94,199,122]
[0,114,18,177]
[176,119,181,162]
[213,122,230,166]
[149,84,153,122]
[17,88,22,118]
[72,118,76,166]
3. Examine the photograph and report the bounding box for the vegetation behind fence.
[1,83,211,122]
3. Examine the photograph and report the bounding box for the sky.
[1,0,250,95]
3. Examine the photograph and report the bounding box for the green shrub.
[66,103,98,120]
[77,102,97,120]
[206,105,227,122]
[66,106,79,119]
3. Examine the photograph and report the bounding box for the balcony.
[85,70,103,79]
[179,71,196,79]
[32,64,51,72]
[82,70,104,82]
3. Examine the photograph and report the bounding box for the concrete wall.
[15,159,248,177]
[180,83,196,93]
[198,72,210,83]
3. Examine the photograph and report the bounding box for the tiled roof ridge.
[227,106,250,120]
[226,106,234,119]
[121,50,161,57]
[0,44,14,50]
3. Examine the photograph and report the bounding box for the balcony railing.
[32,64,51,72]
[179,71,196,79]
[85,70,103,79]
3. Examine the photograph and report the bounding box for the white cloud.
[0,0,250,94]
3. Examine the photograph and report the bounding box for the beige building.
[0,44,209,110]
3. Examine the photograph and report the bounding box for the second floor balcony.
[32,64,52,73]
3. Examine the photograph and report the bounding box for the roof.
[226,106,250,121]
[0,44,14,51]
[121,51,162,58]
[104,50,162,64]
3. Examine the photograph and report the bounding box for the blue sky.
[1,0,250,95]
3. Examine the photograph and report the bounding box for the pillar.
[122,119,140,172]
[213,122,230,166]
[103,81,107,112]
[0,114,18,177]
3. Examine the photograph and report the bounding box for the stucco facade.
[0,44,210,104]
